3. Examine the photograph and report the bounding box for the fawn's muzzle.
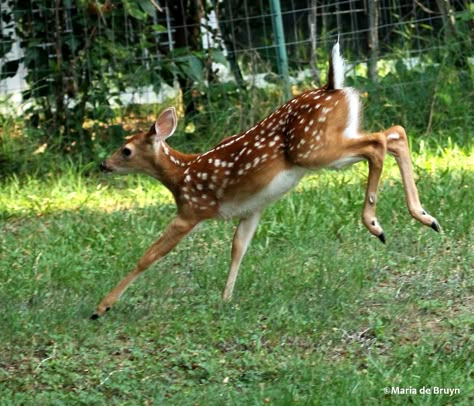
[100,161,111,173]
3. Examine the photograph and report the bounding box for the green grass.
[0,145,473,404]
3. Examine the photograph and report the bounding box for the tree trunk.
[435,0,472,88]
[53,0,65,136]
[166,0,204,119]
[308,0,320,85]
[367,0,379,83]
[435,0,457,40]
[212,0,245,89]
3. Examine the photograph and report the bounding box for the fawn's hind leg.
[384,125,440,232]
[222,211,262,301]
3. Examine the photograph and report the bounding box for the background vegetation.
[1,0,472,165]
[1,0,473,404]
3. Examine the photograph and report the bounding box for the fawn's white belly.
[326,155,364,169]
[219,167,307,219]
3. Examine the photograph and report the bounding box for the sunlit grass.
[0,170,172,218]
[415,138,473,172]
[1,143,470,220]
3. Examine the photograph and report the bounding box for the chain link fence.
[0,1,472,147]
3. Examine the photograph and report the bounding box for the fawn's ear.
[148,107,178,142]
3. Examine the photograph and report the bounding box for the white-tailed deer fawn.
[91,42,440,319]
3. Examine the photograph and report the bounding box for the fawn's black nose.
[100,161,110,172]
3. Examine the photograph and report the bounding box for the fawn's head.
[100,107,178,175]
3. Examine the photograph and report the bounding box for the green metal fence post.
[269,0,291,100]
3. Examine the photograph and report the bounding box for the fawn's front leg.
[222,211,262,301]
[91,215,198,319]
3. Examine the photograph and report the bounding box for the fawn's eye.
[122,147,132,158]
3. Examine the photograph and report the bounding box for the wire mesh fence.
[0,0,472,149]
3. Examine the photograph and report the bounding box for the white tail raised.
[328,39,345,89]
[92,42,440,318]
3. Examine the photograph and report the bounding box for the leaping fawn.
[91,42,440,319]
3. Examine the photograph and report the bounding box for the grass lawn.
[0,145,472,404]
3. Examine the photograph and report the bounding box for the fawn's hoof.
[431,220,441,233]
[90,306,110,320]
[377,232,386,244]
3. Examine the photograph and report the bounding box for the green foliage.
[1,1,163,155]
[1,0,472,167]
[0,1,224,158]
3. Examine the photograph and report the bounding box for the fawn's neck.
[151,141,199,196]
